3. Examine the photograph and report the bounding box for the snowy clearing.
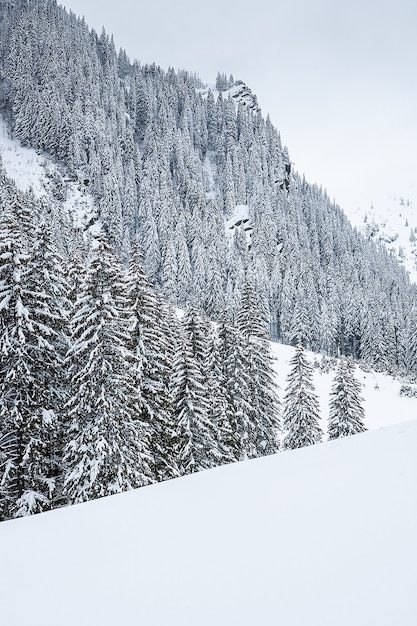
[271,342,417,433]
[0,117,48,196]
[0,114,97,232]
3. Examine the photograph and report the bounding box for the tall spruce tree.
[182,300,210,370]
[217,312,252,462]
[20,221,70,511]
[282,342,322,450]
[0,211,68,517]
[170,330,219,475]
[328,360,366,439]
[63,235,153,505]
[205,327,235,465]
[236,282,280,457]
[126,246,178,482]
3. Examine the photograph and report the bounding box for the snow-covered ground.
[0,341,416,626]
[224,202,252,241]
[0,117,48,196]
[0,416,415,626]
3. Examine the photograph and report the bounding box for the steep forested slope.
[1,0,417,521]
[1,0,416,372]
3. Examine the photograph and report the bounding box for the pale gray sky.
[61,0,417,214]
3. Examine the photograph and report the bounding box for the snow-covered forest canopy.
[0,0,416,519]
[1,0,415,363]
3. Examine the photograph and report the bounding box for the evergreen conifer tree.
[328,360,366,439]
[0,212,68,517]
[282,342,322,450]
[205,327,236,465]
[126,246,178,482]
[182,300,209,369]
[236,282,280,457]
[170,330,218,475]
[216,312,251,461]
[21,222,70,509]
[63,235,153,505]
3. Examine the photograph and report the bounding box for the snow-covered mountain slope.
[1,416,415,626]
[199,83,417,286]
[3,104,414,286]
[0,115,98,232]
[342,187,417,283]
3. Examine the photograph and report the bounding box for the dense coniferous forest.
[0,0,416,518]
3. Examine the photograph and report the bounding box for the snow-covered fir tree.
[182,300,210,371]
[0,207,68,518]
[170,329,219,475]
[126,245,178,482]
[236,282,280,457]
[63,235,153,504]
[216,311,252,461]
[20,221,70,510]
[328,360,366,439]
[204,326,236,466]
[282,342,322,450]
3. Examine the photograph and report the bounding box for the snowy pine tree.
[63,235,153,505]
[282,342,322,450]
[126,245,178,482]
[236,282,280,457]
[0,211,68,517]
[328,360,366,439]
[216,312,252,461]
[205,327,236,465]
[170,330,219,475]
[182,300,210,370]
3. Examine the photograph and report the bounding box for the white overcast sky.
[61,0,417,215]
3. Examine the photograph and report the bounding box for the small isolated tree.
[328,360,366,439]
[282,342,322,450]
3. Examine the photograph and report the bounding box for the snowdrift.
[1,419,416,626]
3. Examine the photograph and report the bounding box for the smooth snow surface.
[1,418,416,626]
